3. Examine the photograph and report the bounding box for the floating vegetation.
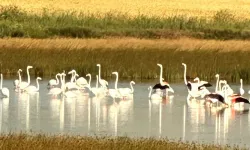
[0,133,245,150]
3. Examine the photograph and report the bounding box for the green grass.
[0,133,245,150]
[1,6,250,39]
[1,47,250,83]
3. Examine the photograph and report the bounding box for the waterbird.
[0,74,9,98]
[152,64,174,94]
[97,64,108,88]
[24,77,42,93]
[19,66,33,91]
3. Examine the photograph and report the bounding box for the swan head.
[112,72,118,76]
[97,64,100,67]
[75,73,79,77]
[215,74,219,78]
[61,72,66,76]
[86,73,91,77]
[240,79,243,83]
[157,64,162,67]
[27,66,33,69]
[37,77,42,80]
[18,69,22,72]
[148,86,152,90]
[130,81,135,85]
[182,63,186,66]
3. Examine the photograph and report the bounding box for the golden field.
[1,0,250,18]
[2,37,250,52]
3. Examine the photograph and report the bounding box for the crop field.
[1,0,250,19]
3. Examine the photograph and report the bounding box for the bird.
[108,72,121,100]
[47,73,60,89]
[14,69,22,88]
[118,81,135,99]
[0,74,9,98]
[24,77,42,93]
[152,64,174,94]
[97,64,108,88]
[19,66,33,91]
[239,79,244,96]
[200,87,228,107]
[148,86,163,101]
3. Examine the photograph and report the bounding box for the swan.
[200,87,228,107]
[24,77,42,93]
[0,74,9,98]
[148,86,162,100]
[108,72,121,100]
[85,73,98,95]
[118,81,135,99]
[47,73,60,89]
[75,71,88,88]
[19,66,33,91]
[97,64,108,88]
[14,69,22,88]
[152,64,174,94]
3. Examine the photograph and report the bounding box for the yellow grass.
[1,37,250,52]
[1,0,250,18]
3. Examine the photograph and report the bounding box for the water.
[1,79,250,147]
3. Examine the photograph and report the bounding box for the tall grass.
[0,133,244,150]
[1,43,250,83]
[1,6,250,39]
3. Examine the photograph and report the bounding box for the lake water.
[0,79,250,147]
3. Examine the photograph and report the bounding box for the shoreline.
[0,133,244,149]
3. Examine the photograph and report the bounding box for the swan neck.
[18,71,21,82]
[98,66,101,81]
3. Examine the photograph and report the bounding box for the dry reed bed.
[1,0,250,18]
[2,38,250,52]
[0,38,250,83]
[0,133,244,150]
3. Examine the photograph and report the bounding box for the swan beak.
[168,87,174,93]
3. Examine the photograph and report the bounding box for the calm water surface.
[1,79,250,147]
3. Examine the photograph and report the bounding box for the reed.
[1,40,250,83]
[0,133,244,150]
[1,6,250,40]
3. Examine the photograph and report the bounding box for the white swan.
[148,86,162,101]
[118,81,135,99]
[47,73,60,88]
[24,77,42,93]
[0,74,9,98]
[65,70,79,90]
[19,66,33,91]
[108,72,121,100]
[97,64,108,88]
[14,69,22,88]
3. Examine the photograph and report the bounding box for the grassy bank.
[0,38,250,83]
[1,6,250,40]
[0,133,244,150]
